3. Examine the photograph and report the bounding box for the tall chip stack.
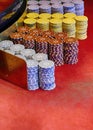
[26,60,39,90]
[39,60,56,90]
[48,38,64,66]
[63,37,79,64]
[75,15,88,40]
[72,0,84,16]
[62,18,76,37]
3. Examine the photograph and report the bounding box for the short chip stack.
[63,37,79,64]
[35,37,48,54]
[26,60,39,90]
[39,60,56,90]
[62,18,76,37]
[75,15,88,40]
[48,39,64,66]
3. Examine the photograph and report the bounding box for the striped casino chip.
[17,26,30,34]
[20,49,36,60]
[48,38,64,66]
[39,60,56,90]
[35,36,48,54]
[23,34,35,49]
[10,32,23,44]
[43,30,56,39]
[26,60,39,90]
[0,40,13,50]
[55,32,68,41]
[32,53,48,62]
[63,37,79,64]
[10,44,25,55]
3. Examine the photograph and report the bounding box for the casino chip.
[35,36,48,54]
[20,49,36,59]
[39,60,56,90]
[62,18,76,37]
[32,53,48,62]
[63,37,79,64]
[26,60,39,90]
[75,15,88,40]
[36,19,49,31]
[48,38,64,66]
[63,3,75,14]
[49,19,62,33]
[0,40,13,50]
[10,44,25,55]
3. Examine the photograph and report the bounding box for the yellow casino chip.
[64,13,76,19]
[75,16,88,21]
[62,18,76,24]
[51,13,63,19]
[39,13,51,19]
[26,13,39,19]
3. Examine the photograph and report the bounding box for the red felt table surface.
[0,1,93,130]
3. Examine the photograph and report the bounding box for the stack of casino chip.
[39,5,51,14]
[75,15,88,40]
[10,32,23,44]
[26,60,39,90]
[63,3,75,14]
[27,5,39,13]
[63,37,79,64]
[0,40,13,50]
[36,19,49,31]
[51,4,64,14]
[20,49,36,60]
[48,38,64,66]
[32,53,48,62]
[23,34,35,49]
[49,19,62,33]
[35,36,48,54]
[62,18,76,37]
[39,60,56,90]
[43,30,56,39]
[72,0,84,16]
